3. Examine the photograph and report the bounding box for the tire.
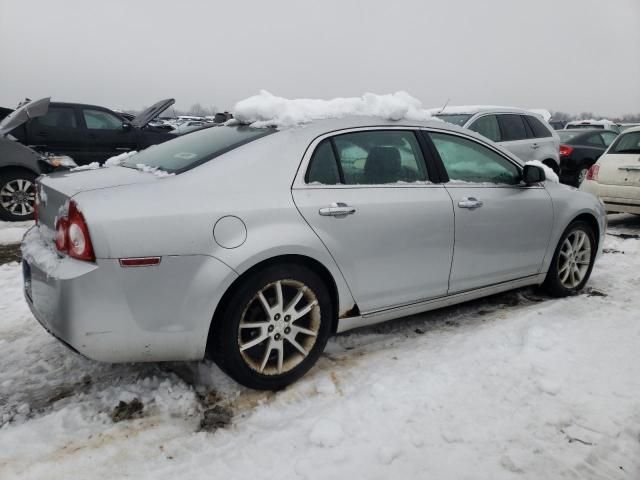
[543,220,596,297]
[208,263,333,390]
[0,169,37,221]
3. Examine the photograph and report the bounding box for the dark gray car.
[0,98,76,221]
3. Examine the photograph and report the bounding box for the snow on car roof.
[566,119,617,126]
[232,90,442,128]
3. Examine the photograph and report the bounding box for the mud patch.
[200,405,233,432]
[111,398,144,422]
[0,243,21,265]
[585,288,608,297]
[603,248,624,254]
[607,232,640,240]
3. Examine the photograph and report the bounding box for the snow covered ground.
[0,221,32,246]
[0,215,639,479]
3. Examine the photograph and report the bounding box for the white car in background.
[565,119,621,133]
[432,106,561,173]
[581,126,640,214]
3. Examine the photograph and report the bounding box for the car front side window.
[468,115,501,142]
[600,132,618,146]
[498,114,528,141]
[306,130,428,185]
[83,109,124,130]
[430,132,521,185]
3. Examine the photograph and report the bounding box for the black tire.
[0,169,37,221]
[543,220,597,297]
[208,263,333,390]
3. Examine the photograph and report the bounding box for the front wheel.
[543,221,596,297]
[209,264,333,390]
[0,169,37,221]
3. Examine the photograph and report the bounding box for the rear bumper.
[580,181,640,214]
[22,226,238,362]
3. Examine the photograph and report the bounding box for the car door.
[23,104,85,161]
[496,114,536,161]
[523,114,559,162]
[80,107,137,163]
[426,130,554,293]
[292,128,454,313]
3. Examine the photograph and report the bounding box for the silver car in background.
[432,106,561,173]
[22,117,605,389]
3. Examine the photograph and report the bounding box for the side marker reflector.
[119,257,161,267]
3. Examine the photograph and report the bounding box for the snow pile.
[135,163,174,178]
[568,119,616,127]
[0,220,33,245]
[426,105,512,115]
[70,162,100,172]
[104,150,137,167]
[20,225,60,275]
[526,160,560,182]
[233,90,440,128]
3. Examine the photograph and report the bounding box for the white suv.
[432,106,561,172]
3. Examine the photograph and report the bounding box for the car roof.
[427,105,533,116]
[50,101,118,111]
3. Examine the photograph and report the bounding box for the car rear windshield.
[568,124,604,129]
[434,114,472,127]
[609,131,640,154]
[122,125,275,173]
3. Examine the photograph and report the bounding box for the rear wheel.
[209,264,333,390]
[543,221,596,297]
[0,169,37,221]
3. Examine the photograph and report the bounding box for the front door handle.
[458,197,483,209]
[531,143,540,149]
[319,202,356,217]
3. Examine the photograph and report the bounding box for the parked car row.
[0,97,228,220]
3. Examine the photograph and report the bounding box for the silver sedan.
[22,117,606,389]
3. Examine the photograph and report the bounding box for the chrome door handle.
[458,197,483,209]
[319,202,356,217]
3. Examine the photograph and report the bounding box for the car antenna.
[438,98,450,114]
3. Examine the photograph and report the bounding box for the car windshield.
[122,125,275,173]
[558,131,583,142]
[434,114,472,126]
[609,131,640,154]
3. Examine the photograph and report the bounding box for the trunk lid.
[597,153,640,187]
[130,98,175,128]
[37,166,159,229]
[0,97,50,136]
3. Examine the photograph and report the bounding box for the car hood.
[131,98,175,128]
[0,97,50,136]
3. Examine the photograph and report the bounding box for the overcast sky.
[1,0,638,116]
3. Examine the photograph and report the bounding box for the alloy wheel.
[0,178,36,217]
[557,229,592,288]
[238,279,321,375]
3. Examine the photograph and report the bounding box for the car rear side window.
[83,109,123,130]
[306,139,340,184]
[430,132,520,185]
[498,114,528,141]
[524,115,552,138]
[585,134,604,146]
[306,130,428,185]
[468,115,501,142]
[33,107,77,129]
[122,125,274,174]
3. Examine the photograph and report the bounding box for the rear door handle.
[531,143,540,149]
[319,202,356,217]
[458,197,483,209]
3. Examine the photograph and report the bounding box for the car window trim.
[296,127,438,189]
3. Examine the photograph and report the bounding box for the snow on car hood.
[232,90,440,128]
[0,97,50,136]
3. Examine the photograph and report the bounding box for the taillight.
[586,164,600,181]
[559,144,573,157]
[54,201,95,262]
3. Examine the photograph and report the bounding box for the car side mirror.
[522,164,546,185]
[122,122,132,131]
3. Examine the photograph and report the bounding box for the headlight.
[42,155,78,168]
